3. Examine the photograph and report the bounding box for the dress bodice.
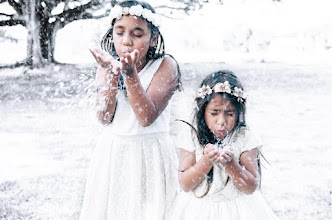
[105,57,171,136]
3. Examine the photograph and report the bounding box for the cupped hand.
[219,148,235,164]
[89,48,120,74]
[119,49,140,75]
[203,143,221,165]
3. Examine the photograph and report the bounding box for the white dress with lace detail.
[80,57,179,220]
[167,127,279,220]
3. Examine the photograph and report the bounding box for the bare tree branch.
[58,1,109,25]
[0,13,13,17]
[155,5,188,11]
[7,0,24,15]
[0,19,25,26]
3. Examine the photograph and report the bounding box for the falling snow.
[1,0,332,219]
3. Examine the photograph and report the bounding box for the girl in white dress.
[167,70,279,219]
[80,1,181,219]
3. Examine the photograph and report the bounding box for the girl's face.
[204,93,238,140]
[112,15,155,69]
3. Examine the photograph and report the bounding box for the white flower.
[232,87,246,102]
[197,85,212,99]
[129,5,143,16]
[109,5,160,27]
[122,7,130,15]
[109,5,123,21]
[213,81,231,94]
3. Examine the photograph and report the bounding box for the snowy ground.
[0,62,331,220]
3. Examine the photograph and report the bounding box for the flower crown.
[197,81,247,103]
[109,5,160,28]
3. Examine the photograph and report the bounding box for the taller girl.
[80,1,181,219]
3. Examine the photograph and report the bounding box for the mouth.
[122,47,132,55]
[215,129,228,137]
[121,50,132,55]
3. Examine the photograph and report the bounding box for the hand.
[203,143,220,165]
[119,49,140,75]
[219,148,235,164]
[89,48,120,74]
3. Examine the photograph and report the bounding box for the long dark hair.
[191,70,248,197]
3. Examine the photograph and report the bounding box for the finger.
[120,56,127,66]
[90,50,100,63]
[132,49,140,63]
[125,52,133,64]
[209,149,218,158]
[213,153,220,163]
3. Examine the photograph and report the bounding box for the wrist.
[200,155,213,169]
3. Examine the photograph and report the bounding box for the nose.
[122,33,132,46]
[217,115,225,127]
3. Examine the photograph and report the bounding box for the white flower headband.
[109,5,160,28]
[197,81,247,103]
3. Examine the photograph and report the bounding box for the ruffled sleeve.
[241,128,263,153]
[175,122,197,153]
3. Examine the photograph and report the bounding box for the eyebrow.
[114,25,146,32]
[225,109,237,112]
[208,108,236,112]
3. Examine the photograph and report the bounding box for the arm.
[90,49,120,125]
[95,66,120,124]
[178,144,220,192]
[221,148,260,194]
[121,51,179,127]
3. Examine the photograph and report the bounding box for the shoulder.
[158,55,178,74]
[151,55,179,87]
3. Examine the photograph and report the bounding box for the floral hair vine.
[197,81,247,103]
[109,5,160,28]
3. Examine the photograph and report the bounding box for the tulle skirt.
[166,190,279,220]
[79,132,179,220]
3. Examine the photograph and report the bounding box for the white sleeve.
[175,122,197,153]
[241,129,263,153]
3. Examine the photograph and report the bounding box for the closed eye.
[225,110,237,117]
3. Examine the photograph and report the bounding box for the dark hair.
[192,70,247,197]
[101,0,164,61]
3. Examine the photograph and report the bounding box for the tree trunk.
[25,0,44,67]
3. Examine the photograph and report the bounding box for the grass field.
[0,62,331,219]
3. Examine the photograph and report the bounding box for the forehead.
[206,93,235,109]
[113,15,149,30]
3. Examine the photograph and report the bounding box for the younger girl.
[80,1,181,219]
[167,70,278,219]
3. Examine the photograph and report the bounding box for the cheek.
[205,117,216,131]
[227,117,237,129]
[140,40,151,51]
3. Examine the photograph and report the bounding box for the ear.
[149,34,158,47]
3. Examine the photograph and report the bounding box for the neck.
[136,58,148,73]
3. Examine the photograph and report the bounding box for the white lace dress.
[167,127,279,220]
[80,57,179,220]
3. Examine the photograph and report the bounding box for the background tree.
[0,0,205,68]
